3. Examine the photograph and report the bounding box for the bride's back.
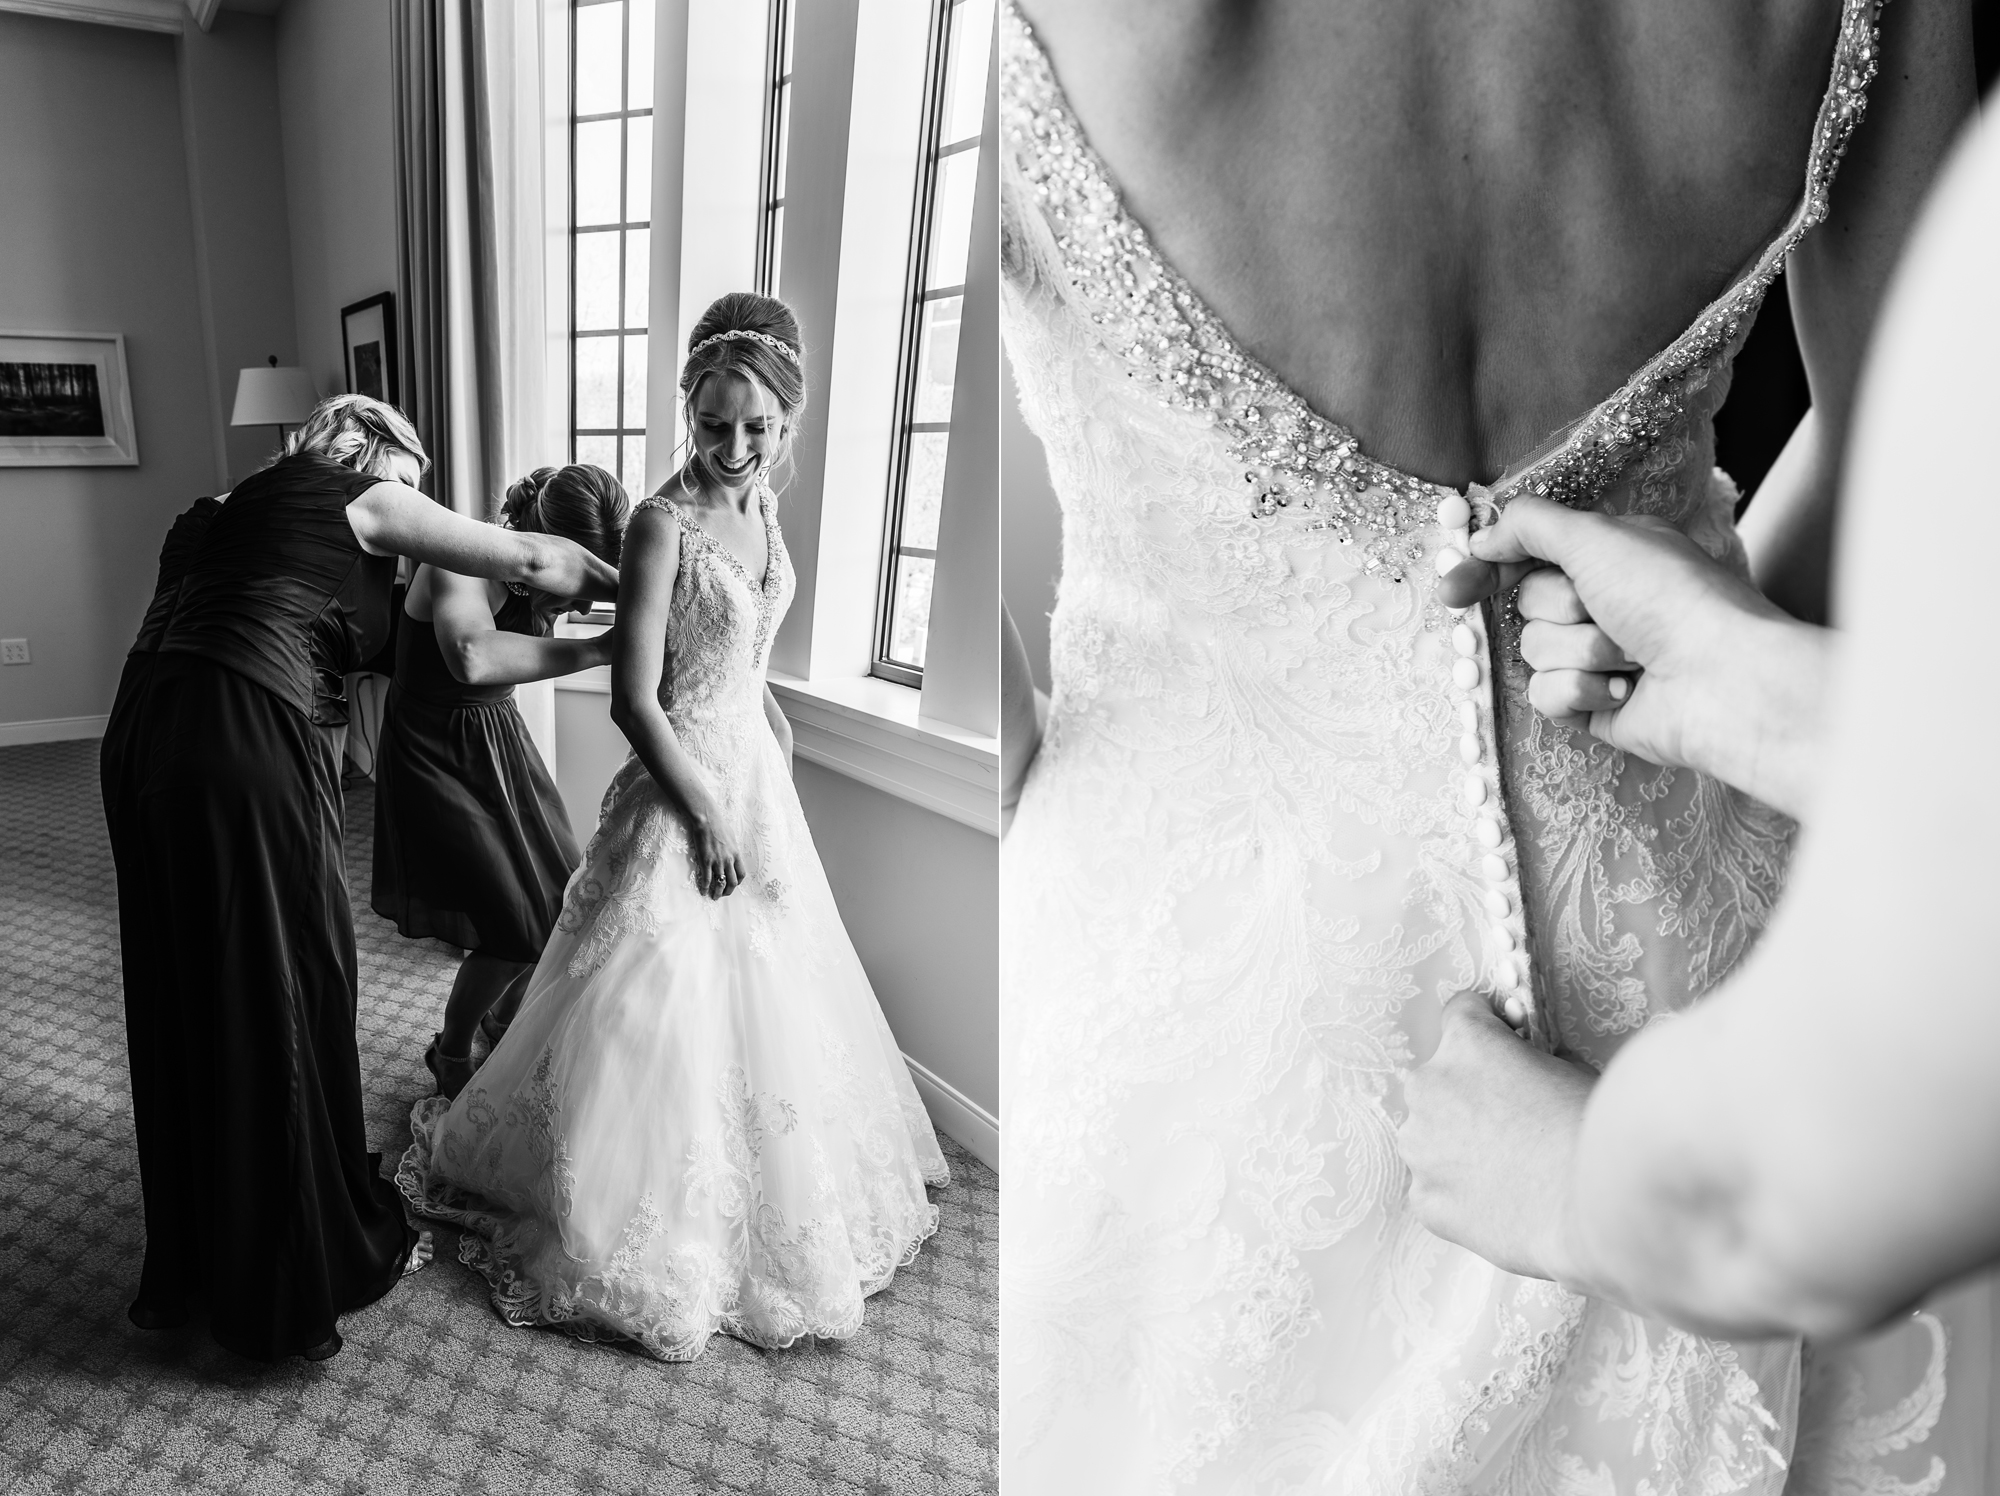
[1017,0,1845,489]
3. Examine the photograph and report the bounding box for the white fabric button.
[1434,548,1464,577]
[1495,961,1521,991]
[1462,775,1487,808]
[1437,494,1471,531]
[1483,888,1509,918]
[1458,734,1481,765]
[1452,625,1478,656]
[1502,994,1528,1026]
[1457,700,1478,732]
[1495,927,1516,953]
[1481,853,1508,882]
[1475,816,1503,849]
[1452,658,1480,691]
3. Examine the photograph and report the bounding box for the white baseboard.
[904,1052,998,1174]
[0,714,108,747]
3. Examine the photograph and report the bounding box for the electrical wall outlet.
[1,639,30,666]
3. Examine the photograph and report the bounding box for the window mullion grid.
[755,0,791,295]
[873,0,958,685]
[613,0,629,481]
[569,1,580,463]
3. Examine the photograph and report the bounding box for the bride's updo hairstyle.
[499,463,632,567]
[285,393,429,480]
[677,291,806,494]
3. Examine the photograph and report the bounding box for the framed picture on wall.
[341,293,399,404]
[0,330,139,466]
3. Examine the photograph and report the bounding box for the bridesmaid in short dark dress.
[370,464,628,1098]
[99,397,618,1362]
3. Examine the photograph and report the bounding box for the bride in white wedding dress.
[1000,0,1982,1490]
[400,293,948,1359]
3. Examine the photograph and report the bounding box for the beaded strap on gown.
[1000,3,1963,1491]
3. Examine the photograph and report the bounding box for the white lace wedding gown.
[1001,2,1984,1490]
[398,486,948,1360]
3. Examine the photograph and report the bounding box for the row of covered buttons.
[1432,493,1534,1032]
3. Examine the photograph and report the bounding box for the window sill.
[768,672,999,836]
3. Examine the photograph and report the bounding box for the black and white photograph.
[0,0,997,1492]
[0,331,138,466]
[14,0,2000,1490]
[0,363,105,436]
[341,292,396,404]
[998,0,2000,1492]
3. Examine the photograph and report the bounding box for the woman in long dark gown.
[99,395,619,1362]
[370,463,628,1098]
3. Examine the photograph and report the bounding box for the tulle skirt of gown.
[397,724,949,1359]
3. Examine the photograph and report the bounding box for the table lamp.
[231,356,319,443]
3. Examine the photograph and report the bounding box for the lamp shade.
[230,365,320,427]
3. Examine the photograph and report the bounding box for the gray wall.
[0,14,221,731]
[276,0,399,408]
[795,758,999,1119]
[182,11,301,487]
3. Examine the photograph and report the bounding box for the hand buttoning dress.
[999,1,1966,1490]
[398,486,949,1359]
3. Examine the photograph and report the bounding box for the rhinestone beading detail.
[1001,0,1885,536]
[1001,7,1448,582]
[1505,0,1885,510]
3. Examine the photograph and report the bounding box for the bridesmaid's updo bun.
[286,393,429,480]
[500,463,632,567]
[678,292,806,491]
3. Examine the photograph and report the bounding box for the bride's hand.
[688,816,747,899]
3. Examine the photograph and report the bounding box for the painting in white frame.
[0,331,139,467]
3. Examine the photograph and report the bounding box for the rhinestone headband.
[687,329,801,368]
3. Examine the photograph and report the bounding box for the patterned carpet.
[0,739,997,1495]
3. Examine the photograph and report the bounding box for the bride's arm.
[1000,604,1046,834]
[1750,0,1975,624]
[608,505,746,899]
[761,686,794,772]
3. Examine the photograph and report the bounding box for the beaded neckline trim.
[638,483,780,602]
[1001,0,1884,572]
[638,482,783,666]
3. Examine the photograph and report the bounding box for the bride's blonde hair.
[675,292,807,496]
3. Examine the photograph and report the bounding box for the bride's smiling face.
[690,372,785,495]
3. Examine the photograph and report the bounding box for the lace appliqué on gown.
[999,2,1949,1491]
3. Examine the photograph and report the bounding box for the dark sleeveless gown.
[99,452,418,1362]
[369,591,580,962]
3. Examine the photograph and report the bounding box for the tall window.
[570,0,655,501]
[755,0,795,297]
[875,0,994,685]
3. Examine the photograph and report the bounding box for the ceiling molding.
[0,0,186,33]
[186,0,219,30]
